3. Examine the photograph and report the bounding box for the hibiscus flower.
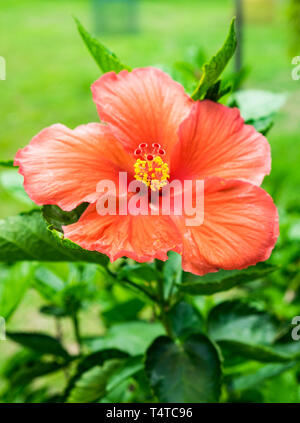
[14,67,279,275]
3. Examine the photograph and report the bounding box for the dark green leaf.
[7,332,70,359]
[179,263,277,295]
[0,210,108,265]
[40,305,67,317]
[75,18,131,73]
[118,263,160,284]
[0,160,14,168]
[205,80,232,102]
[145,334,222,403]
[208,301,290,362]
[167,301,204,339]
[192,18,237,100]
[42,204,88,232]
[11,360,69,387]
[77,349,129,375]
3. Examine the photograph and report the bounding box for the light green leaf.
[230,362,298,393]
[230,90,286,134]
[107,355,144,392]
[75,18,131,73]
[67,359,122,403]
[0,210,108,266]
[0,170,34,205]
[145,334,222,403]
[192,18,237,100]
[179,263,277,295]
[102,298,145,325]
[0,263,34,320]
[83,321,164,356]
[64,349,128,400]
[231,90,286,122]
[163,251,182,299]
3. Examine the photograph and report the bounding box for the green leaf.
[231,90,286,122]
[167,301,204,339]
[208,301,291,363]
[192,18,237,100]
[40,305,67,317]
[230,90,286,134]
[118,263,160,284]
[163,251,182,299]
[0,263,34,320]
[83,321,164,356]
[0,210,108,265]
[7,332,70,359]
[0,170,34,205]
[107,355,144,392]
[0,160,14,168]
[205,80,232,102]
[102,298,145,325]
[229,362,298,393]
[77,349,129,375]
[42,204,88,232]
[63,349,129,400]
[67,359,122,403]
[117,263,159,300]
[179,263,277,295]
[145,334,222,403]
[12,360,69,387]
[34,267,65,302]
[75,18,131,73]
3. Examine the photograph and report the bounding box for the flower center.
[133,143,170,191]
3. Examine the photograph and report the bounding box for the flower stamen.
[134,144,169,191]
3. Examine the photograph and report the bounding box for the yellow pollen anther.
[134,154,170,191]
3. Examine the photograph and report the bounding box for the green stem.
[72,313,82,354]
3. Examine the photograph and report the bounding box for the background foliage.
[0,0,300,403]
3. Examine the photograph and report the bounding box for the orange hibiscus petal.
[171,101,271,185]
[14,123,134,211]
[91,67,193,159]
[172,178,279,276]
[63,203,182,262]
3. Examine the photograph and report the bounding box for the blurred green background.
[0,0,300,217]
[0,0,300,402]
